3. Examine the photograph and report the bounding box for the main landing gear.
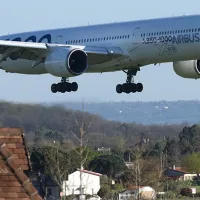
[116,68,143,94]
[51,77,78,93]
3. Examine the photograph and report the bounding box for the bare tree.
[31,102,93,200]
[61,102,92,200]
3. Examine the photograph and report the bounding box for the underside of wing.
[83,46,124,65]
[0,40,47,62]
[0,40,124,67]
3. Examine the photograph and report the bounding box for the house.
[62,168,102,199]
[97,147,111,154]
[164,165,197,181]
[0,127,43,200]
[119,186,156,200]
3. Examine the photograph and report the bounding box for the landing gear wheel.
[64,82,72,92]
[136,83,143,92]
[51,84,57,93]
[71,82,78,92]
[131,83,137,93]
[57,83,62,92]
[123,83,132,94]
[51,78,79,94]
[116,84,122,94]
[116,68,144,94]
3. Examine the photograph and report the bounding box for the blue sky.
[0,0,199,103]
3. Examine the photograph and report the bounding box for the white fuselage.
[1,14,200,76]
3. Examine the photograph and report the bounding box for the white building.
[119,186,156,200]
[62,169,102,199]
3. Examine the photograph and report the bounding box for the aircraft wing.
[0,40,124,66]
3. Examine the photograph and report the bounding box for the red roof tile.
[0,127,43,200]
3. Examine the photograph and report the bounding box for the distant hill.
[54,100,200,124]
[0,101,184,148]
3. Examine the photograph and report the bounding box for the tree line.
[0,101,186,148]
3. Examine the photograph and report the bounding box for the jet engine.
[173,60,200,79]
[45,47,88,77]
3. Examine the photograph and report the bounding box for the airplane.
[0,14,200,94]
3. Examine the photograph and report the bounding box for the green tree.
[31,143,70,188]
[164,137,180,165]
[69,147,99,172]
[88,153,125,178]
[183,152,200,180]
[179,125,200,154]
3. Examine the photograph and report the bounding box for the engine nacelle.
[173,60,200,79]
[45,47,88,77]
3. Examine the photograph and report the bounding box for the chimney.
[172,165,176,170]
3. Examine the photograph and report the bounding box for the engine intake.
[45,47,88,77]
[68,49,88,75]
[173,60,200,79]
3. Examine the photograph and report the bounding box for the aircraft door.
[55,34,63,44]
[131,27,141,51]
